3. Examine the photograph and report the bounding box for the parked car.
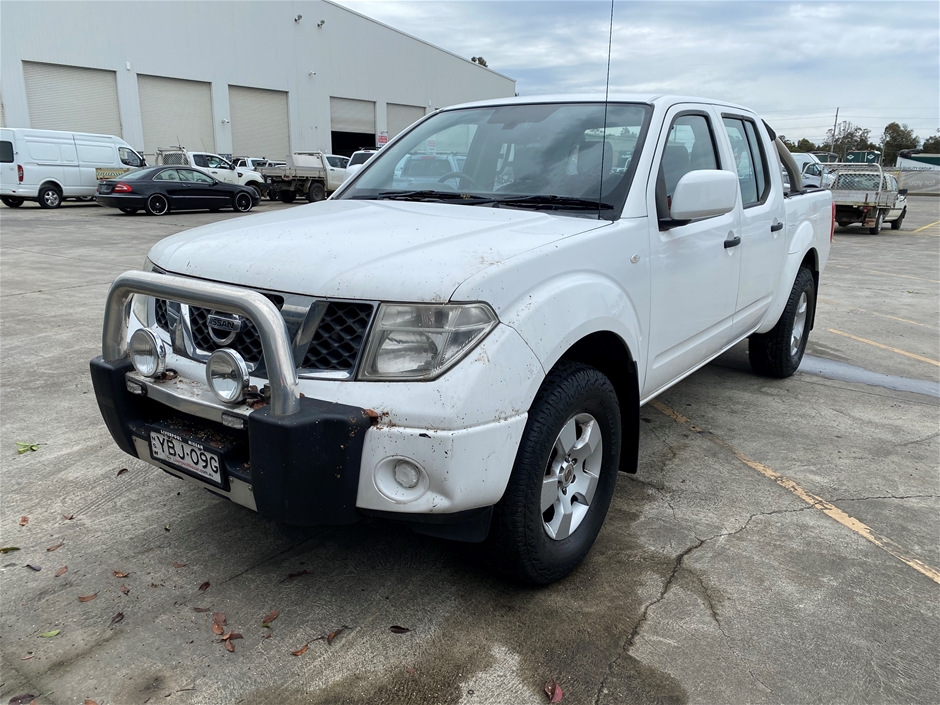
[95,166,259,216]
[154,149,265,198]
[884,173,907,230]
[233,157,278,170]
[343,149,377,179]
[1,128,145,209]
[258,152,345,203]
[90,94,832,585]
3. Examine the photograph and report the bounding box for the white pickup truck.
[154,149,266,198]
[91,95,832,584]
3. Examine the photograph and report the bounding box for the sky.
[336,0,940,147]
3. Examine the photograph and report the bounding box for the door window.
[189,170,214,184]
[204,155,229,169]
[192,154,209,168]
[119,147,142,167]
[0,141,13,163]
[154,169,181,181]
[657,113,720,219]
[722,117,768,207]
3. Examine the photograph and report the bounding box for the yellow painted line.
[649,400,940,585]
[817,298,934,328]
[827,329,940,367]
[913,220,939,233]
[829,264,940,284]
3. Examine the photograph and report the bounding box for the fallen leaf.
[19,516,28,526]
[172,562,186,569]
[85,700,100,705]
[78,593,98,603]
[193,607,210,613]
[405,667,417,674]
[113,570,129,578]
[229,633,243,640]
[262,633,272,640]
[110,612,125,627]
[281,569,309,582]
[21,653,34,660]
[212,623,224,635]
[224,639,235,653]
[390,625,411,634]
[8,694,35,705]
[117,468,128,476]
[120,584,129,595]
[262,610,279,626]
[0,546,20,553]
[327,627,345,645]
[55,566,68,578]
[291,643,309,656]
[39,629,60,638]
[198,581,210,591]
[25,564,41,571]
[46,541,64,552]
[164,525,170,532]
[62,514,75,520]
[220,630,232,640]
[16,441,41,454]
[544,679,563,703]
[212,612,226,625]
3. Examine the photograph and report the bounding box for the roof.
[438,93,756,114]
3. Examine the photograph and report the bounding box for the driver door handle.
[724,235,741,249]
[770,221,784,232]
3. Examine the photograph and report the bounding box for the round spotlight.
[205,349,250,403]
[129,328,166,378]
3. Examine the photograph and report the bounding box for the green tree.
[471,56,488,67]
[795,138,818,153]
[824,121,872,159]
[919,134,939,153]
[779,136,798,151]
[881,122,920,166]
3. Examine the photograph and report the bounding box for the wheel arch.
[800,247,819,330]
[38,179,64,193]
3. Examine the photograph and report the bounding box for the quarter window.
[0,141,13,163]
[722,117,769,207]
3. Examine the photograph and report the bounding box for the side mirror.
[898,188,908,196]
[669,170,739,221]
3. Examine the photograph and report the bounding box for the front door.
[181,169,228,210]
[644,106,742,397]
[203,154,236,184]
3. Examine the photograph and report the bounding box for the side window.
[192,154,208,168]
[190,171,214,184]
[119,147,142,167]
[722,117,768,207]
[658,113,719,218]
[154,169,180,181]
[0,141,13,163]
[204,155,225,168]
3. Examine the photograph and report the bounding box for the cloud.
[338,0,939,143]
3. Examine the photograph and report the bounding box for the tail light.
[830,201,835,242]
[113,182,133,193]
[17,165,24,182]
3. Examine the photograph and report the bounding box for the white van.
[1,128,145,209]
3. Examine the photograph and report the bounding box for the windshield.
[338,102,652,218]
[348,152,372,166]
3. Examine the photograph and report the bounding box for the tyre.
[749,267,815,378]
[279,191,296,204]
[119,207,138,214]
[306,182,326,203]
[484,361,621,585]
[890,208,906,230]
[268,190,279,201]
[145,193,170,216]
[38,185,62,209]
[869,209,883,235]
[1,197,24,208]
[246,182,263,199]
[233,191,254,213]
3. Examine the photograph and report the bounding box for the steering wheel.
[437,172,482,190]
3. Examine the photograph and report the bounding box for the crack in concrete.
[829,494,938,502]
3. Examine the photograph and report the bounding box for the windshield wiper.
[493,195,613,210]
[375,190,497,204]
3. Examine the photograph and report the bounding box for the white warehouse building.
[0,0,516,159]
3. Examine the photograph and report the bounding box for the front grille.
[190,306,264,364]
[302,302,374,371]
[155,298,170,330]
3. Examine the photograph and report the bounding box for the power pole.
[829,107,839,160]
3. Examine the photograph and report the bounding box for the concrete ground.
[1,196,937,705]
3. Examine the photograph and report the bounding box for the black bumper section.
[90,356,371,526]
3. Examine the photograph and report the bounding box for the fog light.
[129,328,166,378]
[206,349,250,403]
[394,460,421,489]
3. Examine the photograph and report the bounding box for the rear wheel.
[119,207,138,214]
[890,208,906,230]
[484,361,621,584]
[233,191,254,212]
[279,190,296,204]
[145,193,170,216]
[869,209,883,235]
[306,182,326,202]
[749,267,815,378]
[38,185,62,209]
[1,197,24,208]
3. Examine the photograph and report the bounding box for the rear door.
[720,114,787,339]
[644,106,742,396]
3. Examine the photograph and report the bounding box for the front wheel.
[233,191,254,212]
[1,197,24,208]
[869,209,884,235]
[145,193,170,216]
[749,267,815,378]
[890,208,906,230]
[484,361,621,584]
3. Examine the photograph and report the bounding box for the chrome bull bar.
[102,271,301,417]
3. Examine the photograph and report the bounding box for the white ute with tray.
[91,94,832,584]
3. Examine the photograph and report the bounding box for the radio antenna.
[598,0,614,219]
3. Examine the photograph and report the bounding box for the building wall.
[0,0,515,155]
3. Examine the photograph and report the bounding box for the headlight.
[359,303,497,381]
[129,328,166,378]
[206,349,250,403]
[131,258,156,325]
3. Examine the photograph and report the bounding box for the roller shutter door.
[229,86,289,160]
[23,62,121,136]
[330,97,375,134]
[138,75,214,155]
[387,104,425,139]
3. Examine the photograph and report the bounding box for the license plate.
[149,430,223,486]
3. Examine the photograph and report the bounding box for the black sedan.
[96,166,259,216]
